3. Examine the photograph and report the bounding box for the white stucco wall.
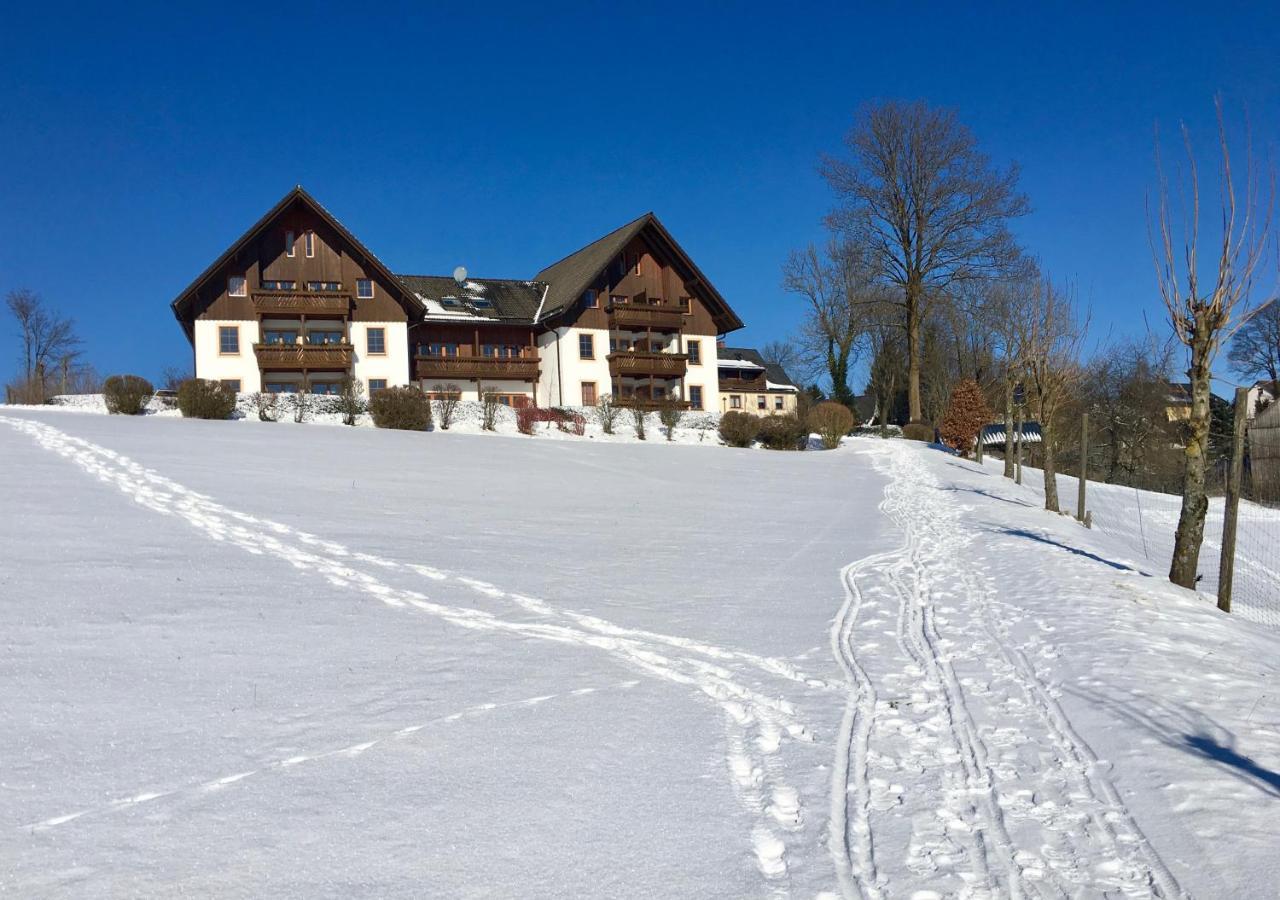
[684,337,720,412]
[194,320,261,392]
[537,327,612,407]
[351,322,410,389]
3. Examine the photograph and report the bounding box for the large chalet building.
[170,187,745,411]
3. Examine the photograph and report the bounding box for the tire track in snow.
[2,415,810,888]
[22,680,640,833]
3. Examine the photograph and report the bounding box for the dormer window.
[285,230,295,257]
[304,231,315,258]
[227,275,247,297]
[356,279,374,299]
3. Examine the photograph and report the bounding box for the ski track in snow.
[829,440,1188,899]
[22,680,640,833]
[1,415,815,888]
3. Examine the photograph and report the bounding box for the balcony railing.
[607,351,688,379]
[415,352,540,382]
[252,290,352,316]
[719,376,767,391]
[607,303,685,331]
[254,342,354,369]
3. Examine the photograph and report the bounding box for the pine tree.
[939,378,993,458]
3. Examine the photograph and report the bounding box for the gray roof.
[397,275,547,322]
[533,214,651,321]
[717,346,798,389]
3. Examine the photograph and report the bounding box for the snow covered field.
[2,410,1277,897]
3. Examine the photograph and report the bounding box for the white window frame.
[304,231,315,258]
[356,278,374,299]
[285,230,296,258]
[227,275,247,297]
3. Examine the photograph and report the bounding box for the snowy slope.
[1,411,1276,898]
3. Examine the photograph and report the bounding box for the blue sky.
[2,2,1277,388]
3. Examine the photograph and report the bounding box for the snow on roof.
[717,358,765,370]
[766,380,798,392]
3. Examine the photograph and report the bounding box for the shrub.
[102,374,153,415]
[551,407,586,435]
[252,391,280,422]
[481,392,501,431]
[516,405,537,435]
[631,404,646,440]
[939,378,993,457]
[432,384,461,430]
[177,378,236,420]
[291,391,314,423]
[336,375,366,426]
[658,398,684,442]
[515,406,586,437]
[902,422,934,442]
[594,394,621,434]
[757,414,807,450]
[718,411,760,448]
[369,385,432,430]
[808,401,855,450]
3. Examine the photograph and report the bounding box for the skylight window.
[440,297,462,308]
[470,298,494,309]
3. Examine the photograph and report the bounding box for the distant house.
[1165,381,1193,422]
[716,346,799,415]
[979,422,1042,449]
[1246,379,1277,419]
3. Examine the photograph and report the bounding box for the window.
[356,279,374,299]
[218,325,239,354]
[609,294,627,307]
[583,289,599,309]
[687,340,701,365]
[304,230,315,258]
[578,333,594,360]
[678,296,691,312]
[285,230,295,257]
[265,382,298,394]
[470,298,494,309]
[305,281,341,292]
[688,385,703,410]
[581,382,597,405]
[441,297,462,308]
[310,381,340,395]
[367,327,386,355]
[306,330,344,345]
[261,280,297,291]
[228,275,247,297]
[369,378,387,392]
[422,342,459,357]
[730,395,742,409]
[774,395,784,410]
[262,329,298,345]
[220,379,241,392]
[633,253,642,275]
[757,395,767,410]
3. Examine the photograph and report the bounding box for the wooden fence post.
[1216,387,1249,613]
[1077,412,1089,524]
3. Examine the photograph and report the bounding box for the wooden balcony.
[415,353,540,382]
[607,351,688,379]
[719,376,767,392]
[252,290,352,316]
[614,397,691,412]
[254,342,354,369]
[608,303,685,331]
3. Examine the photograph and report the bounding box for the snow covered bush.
[516,407,586,436]
[290,391,314,423]
[630,405,646,440]
[251,391,280,422]
[481,393,501,431]
[718,411,760,448]
[658,398,684,441]
[757,414,807,450]
[939,378,992,457]
[515,406,537,435]
[594,394,621,435]
[177,379,236,420]
[102,374,153,415]
[431,384,461,430]
[336,376,366,426]
[369,385,432,431]
[808,401,854,449]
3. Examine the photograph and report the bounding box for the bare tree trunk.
[1042,418,1060,512]
[906,285,923,424]
[1169,322,1214,588]
[1002,380,1015,478]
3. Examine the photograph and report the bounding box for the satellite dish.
[452,266,467,286]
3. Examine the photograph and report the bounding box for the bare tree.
[1227,299,1280,396]
[160,365,192,393]
[759,340,804,380]
[821,100,1029,425]
[866,324,905,434]
[1020,280,1089,512]
[781,240,877,405]
[1149,101,1273,589]
[6,289,81,400]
